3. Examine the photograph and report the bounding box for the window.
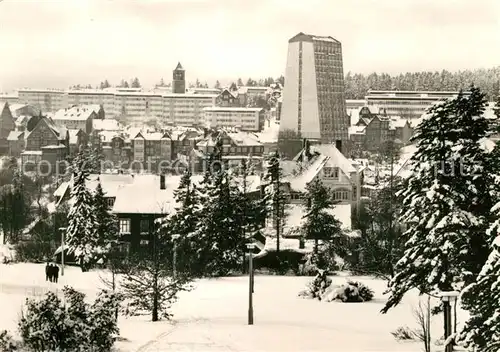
[107,198,115,207]
[323,167,339,178]
[140,239,149,246]
[140,219,150,234]
[333,189,350,201]
[119,218,131,234]
[117,241,130,253]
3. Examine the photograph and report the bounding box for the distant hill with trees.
[344,67,500,100]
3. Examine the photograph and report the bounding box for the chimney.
[160,174,166,190]
[335,140,342,153]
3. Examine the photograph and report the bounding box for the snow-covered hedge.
[299,274,374,303]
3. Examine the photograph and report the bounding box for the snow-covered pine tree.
[300,178,343,255]
[93,179,118,259]
[233,158,267,269]
[382,88,494,313]
[264,151,289,253]
[189,135,243,276]
[158,169,201,276]
[460,199,500,349]
[459,91,500,350]
[65,149,99,272]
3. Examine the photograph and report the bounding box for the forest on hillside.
[344,67,500,100]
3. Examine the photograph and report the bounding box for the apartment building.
[0,93,19,105]
[203,107,265,131]
[162,93,216,126]
[67,89,114,118]
[115,91,163,124]
[280,32,349,153]
[18,88,66,113]
[188,87,221,95]
[365,90,468,119]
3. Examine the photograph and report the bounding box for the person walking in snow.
[54,264,59,283]
[45,262,50,281]
[48,263,55,282]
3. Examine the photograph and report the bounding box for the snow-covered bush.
[321,280,374,302]
[298,269,332,299]
[18,286,120,352]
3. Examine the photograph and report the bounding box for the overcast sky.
[0,0,499,91]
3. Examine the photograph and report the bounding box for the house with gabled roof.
[131,131,172,172]
[0,102,15,155]
[52,105,96,134]
[7,131,24,156]
[216,87,246,107]
[22,116,69,173]
[259,140,361,239]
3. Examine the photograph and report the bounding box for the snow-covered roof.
[68,129,82,144]
[203,107,263,112]
[196,131,262,147]
[41,145,66,150]
[348,126,366,135]
[99,131,120,143]
[310,145,357,175]
[93,118,122,131]
[112,175,202,215]
[55,174,137,204]
[7,131,23,141]
[8,103,28,112]
[289,154,329,192]
[254,118,279,144]
[21,151,42,156]
[389,117,409,130]
[52,106,96,121]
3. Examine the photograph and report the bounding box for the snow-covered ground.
[0,263,461,351]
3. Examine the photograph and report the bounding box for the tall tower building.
[172,62,186,94]
[280,32,349,153]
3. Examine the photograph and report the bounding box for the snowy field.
[0,263,461,352]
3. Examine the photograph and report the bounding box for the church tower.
[172,62,186,93]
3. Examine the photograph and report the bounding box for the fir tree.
[130,77,141,88]
[459,93,500,350]
[158,169,201,275]
[65,149,99,272]
[459,197,500,349]
[264,151,289,253]
[214,80,221,89]
[299,178,343,255]
[189,135,243,276]
[122,224,192,321]
[382,88,494,313]
[93,180,118,255]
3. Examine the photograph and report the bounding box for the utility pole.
[246,243,255,325]
[59,227,66,276]
[440,291,459,352]
[172,234,180,279]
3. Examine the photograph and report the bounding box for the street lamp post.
[440,291,459,352]
[172,234,180,279]
[246,242,256,325]
[58,227,66,276]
